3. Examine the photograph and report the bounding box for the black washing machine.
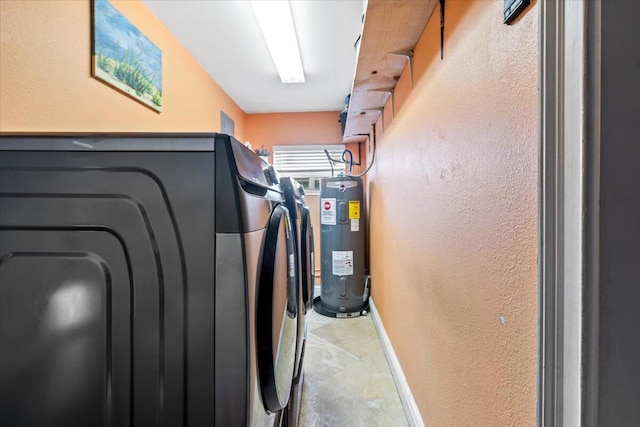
[279,176,315,427]
[0,134,296,427]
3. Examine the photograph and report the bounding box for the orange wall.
[0,0,245,138]
[369,0,537,425]
[244,111,366,174]
[244,111,342,152]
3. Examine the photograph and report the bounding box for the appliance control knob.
[264,166,278,185]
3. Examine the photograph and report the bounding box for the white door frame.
[537,0,601,426]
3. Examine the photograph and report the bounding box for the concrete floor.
[298,309,408,427]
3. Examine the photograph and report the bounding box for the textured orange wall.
[0,0,245,138]
[244,111,367,173]
[244,111,342,151]
[369,0,537,425]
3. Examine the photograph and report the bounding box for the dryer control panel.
[230,139,276,190]
[263,165,280,186]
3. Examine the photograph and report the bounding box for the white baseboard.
[369,297,426,427]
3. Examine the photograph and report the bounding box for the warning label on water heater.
[348,201,360,219]
[332,251,354,276]
[321,198,336,225]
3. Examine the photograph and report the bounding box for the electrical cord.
[349,129,376,177]
[324,149,346,165]
[326,137,375,177]
[324,149,335,177]
[341,149,354,173]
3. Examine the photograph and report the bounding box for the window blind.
[272,145,346,178]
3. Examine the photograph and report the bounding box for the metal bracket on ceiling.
[355,132,371,151]
[368,88,395,117]
[363,107,385,132]
[440,0,445,60]
[388,50,414,89]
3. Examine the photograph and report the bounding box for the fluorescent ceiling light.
[251,0,305,84]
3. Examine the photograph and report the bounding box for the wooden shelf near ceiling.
[343,0,438,142]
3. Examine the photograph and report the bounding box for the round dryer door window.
[301,206,315,310]
[257,205,298,413]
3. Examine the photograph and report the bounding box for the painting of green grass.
[92,0,162,112]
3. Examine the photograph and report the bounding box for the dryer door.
[257,205,298,413]
[300,206,315,311]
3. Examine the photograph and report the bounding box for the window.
[273,145,346,192]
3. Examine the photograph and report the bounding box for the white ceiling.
[144,0,366,113]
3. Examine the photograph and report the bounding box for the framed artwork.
[92,0,163,112]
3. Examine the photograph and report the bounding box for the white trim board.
[537,1,601,425]
[369,297,425,427]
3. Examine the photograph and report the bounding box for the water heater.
[314,175,368,318]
